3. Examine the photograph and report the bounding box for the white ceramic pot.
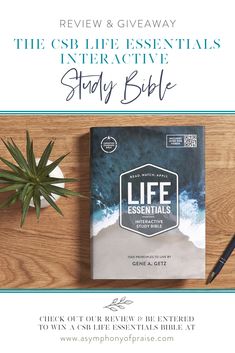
[30,159,65,208]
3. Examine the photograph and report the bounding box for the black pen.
[206,234,235,284]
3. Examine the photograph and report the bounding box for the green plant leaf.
[33,187,41,220]
[37,140,54,173]
[0,156,26,177]
[39,186,64,216]
[0,170,29,183]
[0,192,19,209]
[20,185,34,227]
[43,184,82,197]
[38,153,69,178]
[0,184,24,193]
[31,141,37,175]
[10,138,32,175]
[43,185,67,198]
[1,138,31,175]
[41,177,78,184]
[26,131,37,175]
[0,179,11,184]
[20,183,32,202]
[26,130,31,165]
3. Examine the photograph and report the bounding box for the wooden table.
[0,115,234,289]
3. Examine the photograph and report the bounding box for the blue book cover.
[90,126,205,279]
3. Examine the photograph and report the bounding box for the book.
[90,126,205,279]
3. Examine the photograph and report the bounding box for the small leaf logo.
[104,297,134,311]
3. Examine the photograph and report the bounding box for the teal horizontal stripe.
[0,111,235,115]
[0,289,234,294]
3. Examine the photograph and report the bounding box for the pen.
[206,233,235,284]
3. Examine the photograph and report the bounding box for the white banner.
[0,292,233,352]
[0,0,234,111]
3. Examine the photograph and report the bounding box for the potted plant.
[0,131,82,226]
